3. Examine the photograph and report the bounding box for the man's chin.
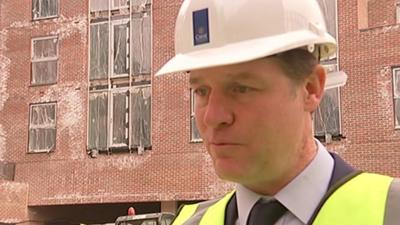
[215,168,246,183]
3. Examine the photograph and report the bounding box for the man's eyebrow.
[189,76,201,85]
[229,72,256,81]
[189,72,257,84]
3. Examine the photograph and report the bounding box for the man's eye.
[233,85,251,93]
[194,87,209,96]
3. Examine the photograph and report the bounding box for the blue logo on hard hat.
[193,8,210,46]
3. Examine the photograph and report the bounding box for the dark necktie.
[246,198,287,225]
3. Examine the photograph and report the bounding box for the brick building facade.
[0,0,399,224]
[336,0,400,174]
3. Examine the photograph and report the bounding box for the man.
[156,0,400,224]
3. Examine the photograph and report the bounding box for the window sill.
[314,134,346,143]
[27,149,54,154]
[32,15,59,21]
[29,82,58,87]
[32,15,60,22]
[359,23,400,33]
[190,139,203,143]
[87,146,152,156]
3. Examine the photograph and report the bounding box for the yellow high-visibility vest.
[172,173,400,225]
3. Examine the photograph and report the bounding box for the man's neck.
[245,135,318,195]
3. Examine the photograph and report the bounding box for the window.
[112,19,130,77]
[190,90,202,142]
[88,0,152,155]
[131,12,151,75]
[130,86,151,151]
[393,68,400,128]
[90,0,109,12]
[88,92,108,151]
[88,86,151,153]
[396,3,400,24]
[89,0,152,80]
[110,89,129,147]
[32,0,58,20]
[112,0,129,9]
[29,103,56,152]
[90,22,109,80]
[314,0,343,142]
[314,88,341,141]
[31,36,58,85]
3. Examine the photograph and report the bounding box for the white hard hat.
[156,0,337,76]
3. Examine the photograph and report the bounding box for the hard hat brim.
[156,30,336,76]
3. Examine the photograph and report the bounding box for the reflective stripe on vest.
[312,173,393,225]
[384,178,400,225]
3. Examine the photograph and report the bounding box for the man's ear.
[303,65,326,112]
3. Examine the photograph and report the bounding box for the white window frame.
[32,0,59,20]
[28,102,57,153]
[393,68,400,128]
[109,88,130,148]
[31,36,59,85]
[190,89,202,142]
[111,19,130,78]
[111,0,130,10]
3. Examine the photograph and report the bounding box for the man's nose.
[202,90,234,129]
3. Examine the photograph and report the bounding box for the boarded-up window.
[317,0,337,61]
[88,92,108,150]
[89,0,152,78]
[32,0,58,20]
[31,37,58,85]
[131,0,151,6]
[112,20,130,77]
[131,86,151,148]
[317,0,337,39]
[88,0,152,154]
[90,23,109,80]
[393,68,400,128]
[314,88,340,138]
[190,90,202,142]
[112,0,129,9]
[90,0,109,12]
[314,0,341,142]
[111,90,129,147]
[29,103,56,152]
[132,12,151,75]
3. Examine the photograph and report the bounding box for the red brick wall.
[368,0,396,28]
[0,0,231,212]
[336,0,400,176]
[0,181,29,223]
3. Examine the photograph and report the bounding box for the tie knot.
[247,199,287,225]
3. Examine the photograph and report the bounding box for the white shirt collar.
[236,140,334,225]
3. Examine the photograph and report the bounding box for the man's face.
[190,57,312,191]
